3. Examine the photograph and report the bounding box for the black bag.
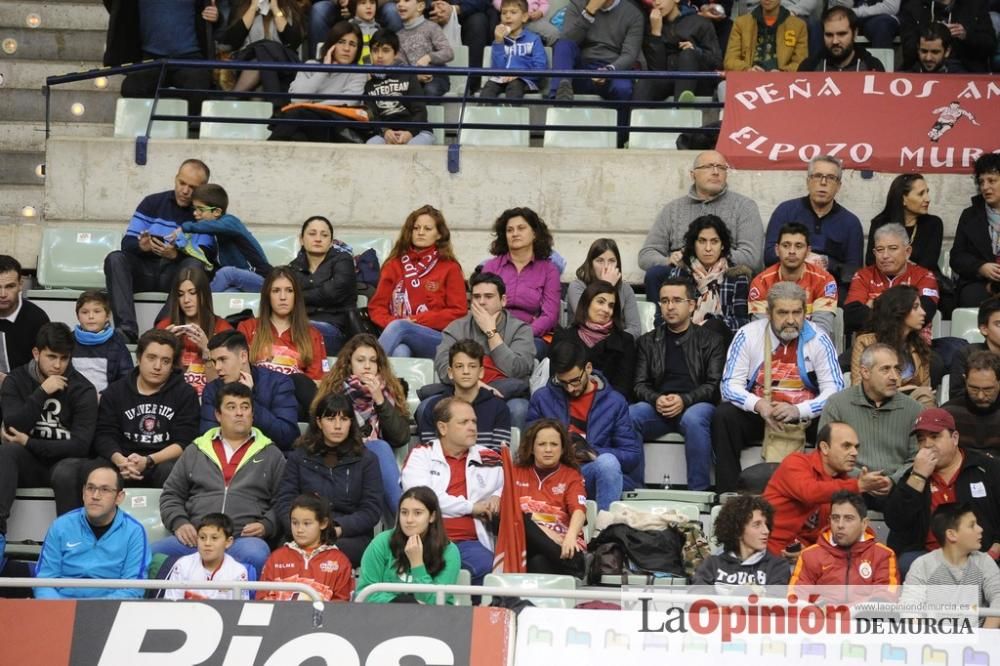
[346,307,382,338]
[587,541,627,585]
[588,523,687,580]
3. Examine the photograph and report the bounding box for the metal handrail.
[3,578,326,627]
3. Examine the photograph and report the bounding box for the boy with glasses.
[528,339,642,509]
[33,465,150,599]
[630,277,725,490]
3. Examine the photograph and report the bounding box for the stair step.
[0,27,106,60]
[0,150,46,185]
[0,59,119,91]
[0,184,44,218]
[0,120,112,151]
[0,3,109,32]
[1,87,117,123]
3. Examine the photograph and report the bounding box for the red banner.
[716,72,1000,174]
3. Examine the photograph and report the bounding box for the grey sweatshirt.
[638,185,765,271]
[398,16,454,66]
[288,61,368,106]
[560,0,644,71]
[434,311,536,383]
[901,549,1000,625]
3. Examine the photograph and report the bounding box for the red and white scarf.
[390,246,439,319]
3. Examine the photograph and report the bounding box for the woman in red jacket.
[369,205,468,358]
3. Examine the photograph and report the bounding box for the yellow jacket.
[724,10,808,72]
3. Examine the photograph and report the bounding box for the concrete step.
[0,184,44,218]
[0,120,112,151]
[0,3,109,32]
[0,59,119,91]
[1,86,116,123]
[0,150,46,185]
[0,27,106,60]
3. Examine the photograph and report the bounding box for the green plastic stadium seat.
[212,292,261,319]
[609,499,700,522]
[36,227,122,290]
[453,568,473,606]
[636,300,656,335]
[448,45,470,97]
[628,108,703,150]
[426,105,445,145]
[482,573,577,609]
[338,234,393,265]
[121,488,168,542]
[388,357,435,414]
[254,231,300,266]
[113,98,189,139]
[867,48,895,72]
[951,308,983,343]
[199,100,274,141]
[543,107,617,149]
[459,106,530,147]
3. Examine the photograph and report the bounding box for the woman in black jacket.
[274,393,383,567]
[951,155,1000,307]
[289,215,357,355]
[551,280,635,399]
[866,173,944,274]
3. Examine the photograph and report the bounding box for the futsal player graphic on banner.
[928,101,979,142]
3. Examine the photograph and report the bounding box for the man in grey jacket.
[154,382,285,574]
[639,150,765,303]
[434,271,535,430]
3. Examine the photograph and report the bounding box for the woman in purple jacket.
[481,207,561,358]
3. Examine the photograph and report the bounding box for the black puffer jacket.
[289,248,357,332]
[950,195,995,295]
[633,322,726,409]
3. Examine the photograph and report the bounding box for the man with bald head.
[639,150,765,304]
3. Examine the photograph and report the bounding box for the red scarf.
[577,320,613,348]
[390,245,440,319]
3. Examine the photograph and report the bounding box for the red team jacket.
[259,543,355,601]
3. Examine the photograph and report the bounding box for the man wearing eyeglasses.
[844,222,939,338]
[630,277,725,490]
[528,339,642,509]
[34,465,150,599]
[943,350,1000,453]
[639,150,764,303]
[103,159,215,343]
[763,155,864,301]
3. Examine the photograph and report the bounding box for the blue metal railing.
[44,59,724,171]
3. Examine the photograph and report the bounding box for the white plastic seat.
[212,292,261,319]
[426,105,445,145]
[338,234,393,265]
[199,100,274,140]
[543,107,617,148]
[628,108,703,150]
[951,308,983,343]
[459,105,530,147]
[36,227,122,290]
[482,573,577,609]
[113,98,189,139]
[637,300,656,334]
[121,488,168,542]
[867,48,895,72]
[448,45,470,97]
[254,231,300,266]
[388,357,435,413]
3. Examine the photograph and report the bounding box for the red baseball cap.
[911,408,956,434]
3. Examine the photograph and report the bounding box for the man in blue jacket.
[202,331,299,452]
[528,339,643,510]
[34,465,150,599]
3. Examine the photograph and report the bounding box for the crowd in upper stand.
[101,0,998,144]
[1,149,999,616]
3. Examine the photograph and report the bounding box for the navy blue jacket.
[764,197,864,283]
[527,370,643,489]
[417,386,512,450]
[73,329,134,394]
[200,366,299,452]
[274,447,383,540]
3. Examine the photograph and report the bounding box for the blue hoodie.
[182,212,272,275]
[489,29,548,89]
[527,370,643,489]
[34,507,150,599]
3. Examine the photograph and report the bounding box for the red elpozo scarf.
[390,245,439,319]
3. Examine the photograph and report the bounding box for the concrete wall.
[38,137,978,279]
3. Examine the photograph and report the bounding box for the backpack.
[587,520,711,584]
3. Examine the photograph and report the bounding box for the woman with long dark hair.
[156,266,232,395]
[866,173,944,273]
[314,334,409,516]
[357,486,461,603]
[369,205,468,358]
[851,284,933,405]
[567,238,641,338]
[482,207,562,357]
[664,214,752,343]
[551,280,636,399]
[274,393,383,566]
[510,419,587,577]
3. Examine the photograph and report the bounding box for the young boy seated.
[350,0,381,64]
[365,30,435,145]
[164,513,250,600]
[396,0,454,96]
[480,0,548,100]
[71,290,133,395]
[493,0,559,45]
[178,184,273,294]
